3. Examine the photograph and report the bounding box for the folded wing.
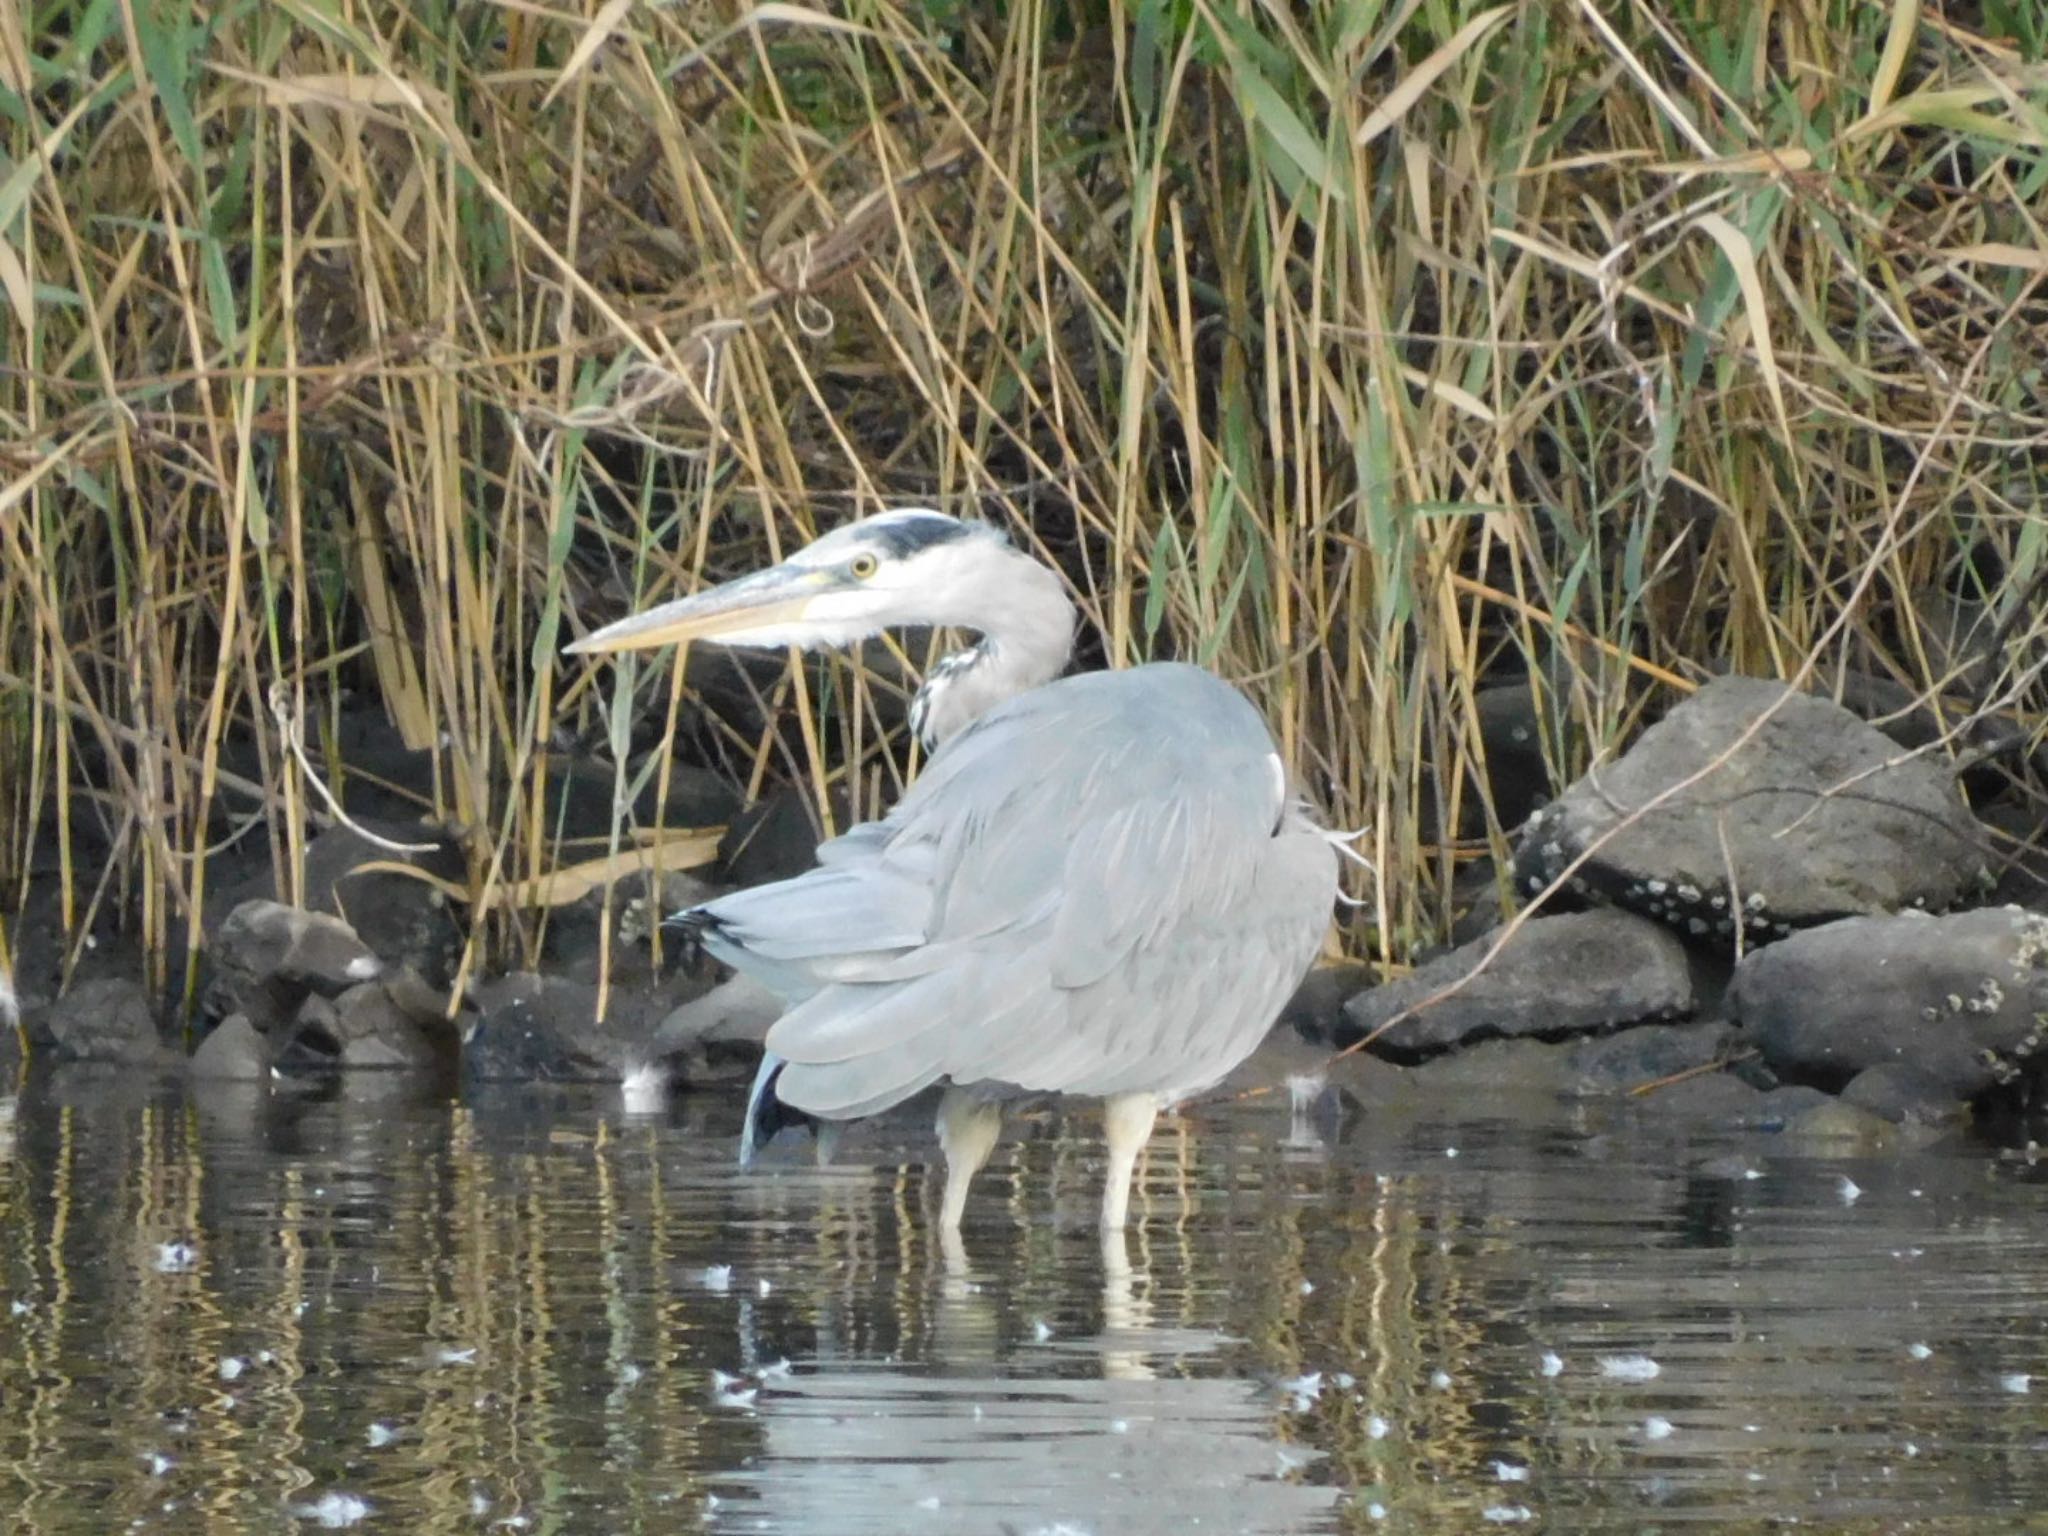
[694,663,1337,1115]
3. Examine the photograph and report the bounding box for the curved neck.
[910,552,1074,748]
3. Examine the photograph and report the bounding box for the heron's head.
[565,509,1070,657]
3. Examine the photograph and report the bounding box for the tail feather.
[663,905,717,972]
[738,1052,818,1167]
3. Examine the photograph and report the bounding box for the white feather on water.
[620,1063,668,1115]
[1599,1354,1660,1382]
[294,1492,371,1527]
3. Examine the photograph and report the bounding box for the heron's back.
[696,663,1337,1118]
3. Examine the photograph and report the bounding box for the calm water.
[2,1067,2046,1534]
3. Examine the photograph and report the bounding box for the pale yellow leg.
[935,1087,1003,1231]
[1099,1092,1160,1230]
[940,1224,970,1284]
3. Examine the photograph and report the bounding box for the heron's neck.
[910,555,1074,748]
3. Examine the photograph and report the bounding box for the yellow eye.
[849,553,879,580]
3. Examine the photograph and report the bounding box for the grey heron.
[568,510,1339,1229]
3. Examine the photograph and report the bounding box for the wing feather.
[705,862,928,963]
[769,972,957,1064]
[776,1057,946,1118]
[696,663,1337,1117]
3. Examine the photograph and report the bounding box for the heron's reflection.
[1097,1224,1156,1381]
[721,1157,1336,1536]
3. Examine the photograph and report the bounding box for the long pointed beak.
[565,564,828,655]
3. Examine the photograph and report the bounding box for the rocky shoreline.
[1288,676,2048,1148]
[8,675,2047,1158]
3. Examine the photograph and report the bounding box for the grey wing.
[704,663,1338,1118]
[688,786,935,1000]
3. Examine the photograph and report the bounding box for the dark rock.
[719,785,853,889]
[189,1014,270,1080]
[1644,1070,1762,1124]
[327,704,439,822]
[1977,794,2048,911]
[1318,1049,1409,1114]
[1445,859,1512,947]
[1277,964,1376,1044]
[1728,1051,1784,1092]
[1686,946,1736,1020]
[465,973,662,1082]
[1737,1084,1836,1131]
[383,966,464,1033]
[1835,668,1950,751]
[273,994,344,1072]
[1340,910,1694,1059]
[213,900,383,1032]
[544,880,721,985]
[277,981,455,1071]
[1778,1097,1898,1146]
[1214,1021,1345,1096]
[1563,1021,1738,1093]
[1840,1063,1969,1130]
[544,753,739,841]
[1402,1036,1576,1095]
[1514,677,1988,946]
[39,977,174,1066]
[643,973,782,1086]
[302,826,465,989]
[1728,907,2048,1095]
[1473,682,1556,830]
[335,985,449,1071]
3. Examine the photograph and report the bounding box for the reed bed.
[2,0,2044,1002]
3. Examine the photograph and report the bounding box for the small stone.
[1840,1063,1967,1129]
[190,1008,271,1079]
[41,978,173,1067]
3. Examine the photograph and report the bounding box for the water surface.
[2,1068,2045,1533]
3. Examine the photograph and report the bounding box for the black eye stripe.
[865,516,976,560]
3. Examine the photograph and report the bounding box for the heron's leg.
[812,1120,844,1167]
[935,1086,1003,1230]
[1099,1092,1160,1230]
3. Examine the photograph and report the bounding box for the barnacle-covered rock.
[1729,907,2048,1099]
[1514,677,1986,948]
